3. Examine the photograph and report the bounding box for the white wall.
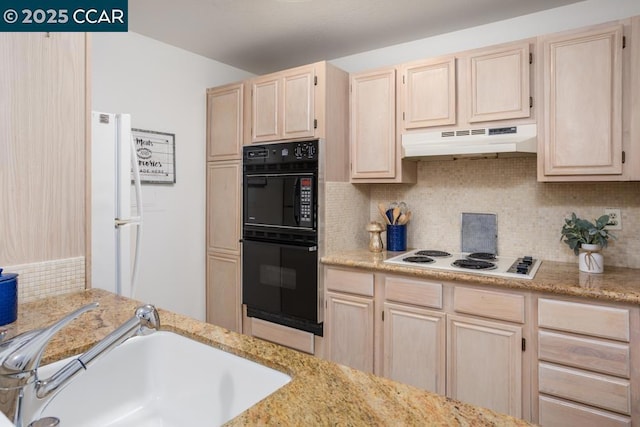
[331,0,640,72]
[92,32,252,320]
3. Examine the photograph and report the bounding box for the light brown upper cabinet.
[467,43,531,123]
[252,74,281,142]
[250,61,350,157]
[538,23,624,180]
[399,40,533,132]
[251,64,315,143]
[351,68,396,179]
[350,67,417,183]
[400,57,456,129]
[207,83,244,160]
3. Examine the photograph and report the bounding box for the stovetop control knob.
[516,263,530,274]
[522,256,533,265]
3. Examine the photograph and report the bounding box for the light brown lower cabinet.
[380,275,447,393]
[539,395,631,427]
[538,330,630,378]
[206,252,241,332]
[539,363,630,415]
[324,267,375,372]
[325,291,375,373]
[382,302,445,393]
[241,307,323,356]
[250,317,316,355]
[323,268,640,425]
[205,160,242,333]
[536,297,638,426]
[323,267,528,419]
[447,314,523,418]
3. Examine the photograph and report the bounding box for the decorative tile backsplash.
[370,157,640,268]
[3,257,85,303]
[326,157,640,269]
[324,182,370,255]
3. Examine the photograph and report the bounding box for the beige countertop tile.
[321,249,640,304]
[7,289,531,426]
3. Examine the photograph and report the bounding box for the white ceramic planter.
[579,243,604,274]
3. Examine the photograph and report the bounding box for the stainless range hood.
[402,123,537,160]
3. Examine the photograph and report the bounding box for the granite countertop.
[6,289,530,426]
[321,249,640,304]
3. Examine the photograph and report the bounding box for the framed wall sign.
[132,128,176,184]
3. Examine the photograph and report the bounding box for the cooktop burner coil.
[467,252,497,261]
[452,259,497,270]
[415,250,451,257]
[402,256,435,264]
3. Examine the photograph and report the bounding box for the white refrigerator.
[91,112,143,298]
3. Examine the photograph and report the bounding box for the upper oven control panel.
[244,140,319,165]
[293,141,317,160]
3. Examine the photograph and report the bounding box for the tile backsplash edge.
[3,257,86,303]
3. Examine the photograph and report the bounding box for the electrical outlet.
[604,208,622,230]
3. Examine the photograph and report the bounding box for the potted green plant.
[560,213,615,273]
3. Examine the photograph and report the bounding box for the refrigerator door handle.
[115,217,142,227]
[130,135,143,219]
[129,134,144,298]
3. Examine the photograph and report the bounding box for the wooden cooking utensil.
[392,207,401,224]
[404,211,412,224]
[378,203,391,225]
[399,211,412,224]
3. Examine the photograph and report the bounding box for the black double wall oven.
[242,140,322,336]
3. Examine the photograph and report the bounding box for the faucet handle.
[0,303,99,378]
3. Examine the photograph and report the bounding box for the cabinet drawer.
[384,276,442,309]
[251,317,315,355]
[453,287,525,323]
[539,362,630,415]
[538,299,630,342]
[325,267,374,296]
[539,395,631,427]
[539,330,630,378]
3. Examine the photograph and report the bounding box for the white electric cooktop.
[384,249,541,280]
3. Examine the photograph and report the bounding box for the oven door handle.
[242,239,317,252]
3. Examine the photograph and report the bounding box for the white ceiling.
[129,0,583,74]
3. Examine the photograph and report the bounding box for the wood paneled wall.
[0,33,87,265]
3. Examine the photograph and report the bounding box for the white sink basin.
[36,331,291,426]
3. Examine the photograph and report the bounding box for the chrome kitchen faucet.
[0,303,160,427]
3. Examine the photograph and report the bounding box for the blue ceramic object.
[386,224,407,252]
[0,268,18,326]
